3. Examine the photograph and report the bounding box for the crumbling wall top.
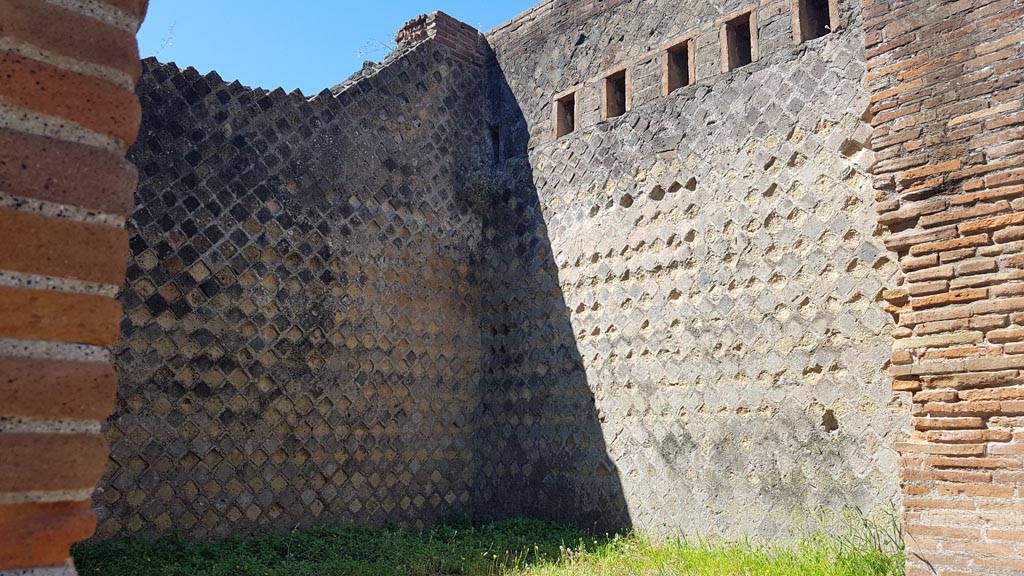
[396,11,489,66]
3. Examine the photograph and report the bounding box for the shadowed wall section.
[99,37,491,539]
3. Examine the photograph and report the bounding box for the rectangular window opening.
[725,14,754,71]
[555,92,576,139]
[603,69,629,120]
[797,0,833,42]
[665,40,693,95]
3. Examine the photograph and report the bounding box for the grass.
[73,513,904,576]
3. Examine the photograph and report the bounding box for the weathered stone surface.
[479,0,903,538]
[97,0,911,543]
[99,41,490,539]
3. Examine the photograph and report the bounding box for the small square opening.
[724,14,754,71]
[555,92,576,139]
[603,70,629,120]
[664,40,694,95]
[796,0,833,42]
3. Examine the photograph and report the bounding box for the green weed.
[73,512,904,576]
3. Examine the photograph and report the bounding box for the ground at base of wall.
[72,517,904,576]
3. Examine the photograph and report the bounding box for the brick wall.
[0,0,148,574]
[864,0,1024,574]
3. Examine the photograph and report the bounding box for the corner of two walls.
[4,1,1022,574]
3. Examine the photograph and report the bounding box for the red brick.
[0,434,108,492]
[0,0,141,80]
[0,128,137,215]
[956,258,998,275]
[959,387,1024,401]
[946,182,1019,204]
[921,400,1001,415]
[0,50,141,146]
[913,417,985,430]
[901,305,973,327]
[0,286,121,346]
[988,529,1024,542]
[0,208,128,285]
[910,234,990,256]
[896,442,985,456]
[964,354,1024,371]
[0,501,95,570]
[902,253,940,271]
[969,314,1010,330]
[989,442,1024,454]
[906,264,956,282]
[925,429,1013,443]
[97,0,150,23]
[901,468,993,483]
[894,378,924,392]
[899,159,962,183]
[911,288,988,309]
[960,211,1024,234]
[991,282,1024,298]
[0,358,116,421]
[970,296,1024,315]
[989,328,1024,343]
[923,456,1020,469]
[923,370,1022,390]
[993,225,1024,243]
[904,524,980,539]
[973,556,1024,571]
[936,483,1015,498]
[921,346,1002,361]
[920,201,1012,228]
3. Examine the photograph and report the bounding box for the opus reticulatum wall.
[0,1,1021,575]
[98,35,492,539]
[482,0,903,537]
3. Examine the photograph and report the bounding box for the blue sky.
[138,1,537,94]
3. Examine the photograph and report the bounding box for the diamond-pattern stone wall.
[98,0,914,543]
[482,0,907,537]
[97,40,489,539]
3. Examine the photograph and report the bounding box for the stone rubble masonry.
[864,0,1024,573]
[0,1,149,575]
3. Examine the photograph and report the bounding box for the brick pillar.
[0,0,148,574]
[396,11,489,66]
[864,0,1024,574]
